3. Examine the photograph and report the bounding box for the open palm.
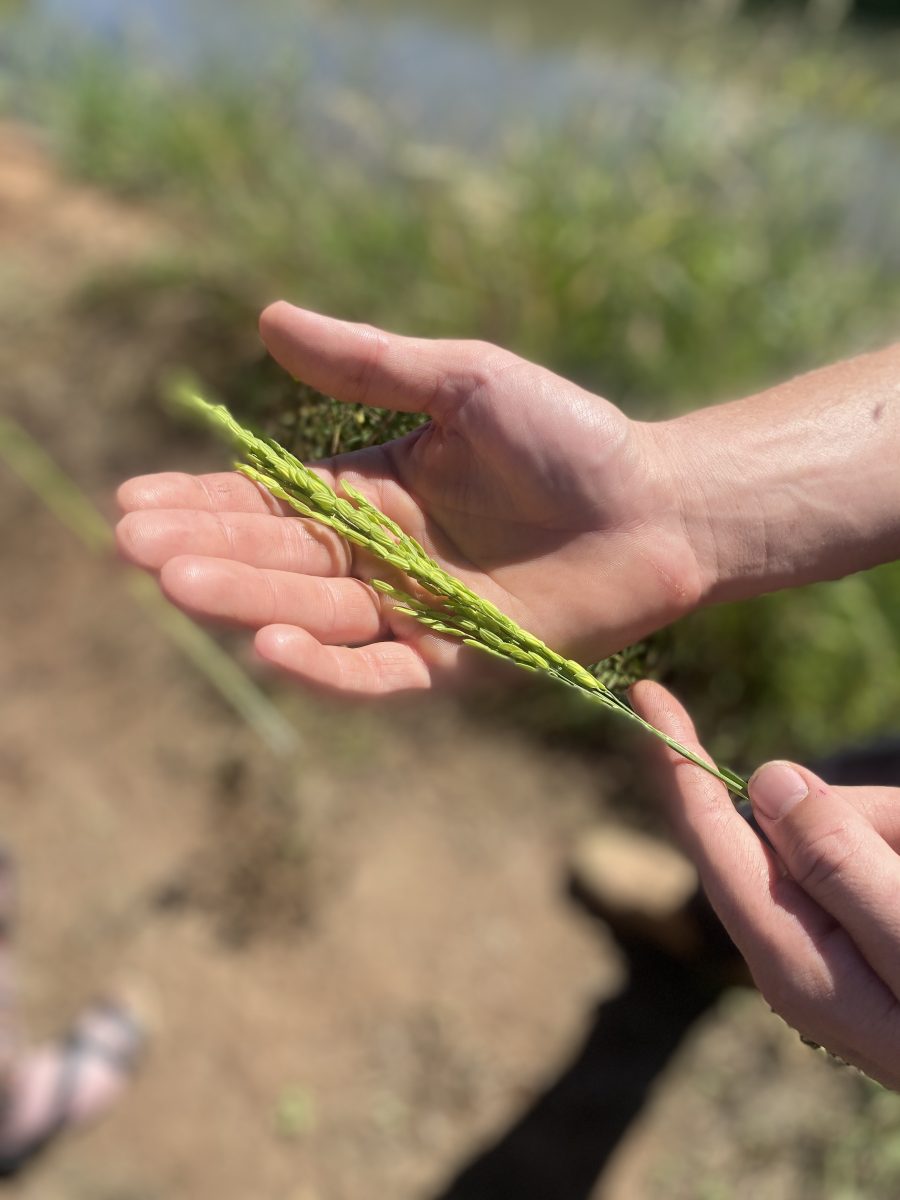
[117,303,700,695]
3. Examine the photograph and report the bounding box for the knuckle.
[423,340,519,418]
[427,366,466,415]
[788,820,862,895]
[470,338,507,365]
[463,342,516,390]
[316,579,339,634]
[197,475,222,509]
[262,571,281,626]
[345,577,381,629]
[214,512,238,558]
[479,346,521,387]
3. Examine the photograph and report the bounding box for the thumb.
[259,302,507,417]
[749,760,900,995]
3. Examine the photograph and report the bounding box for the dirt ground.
[0,123,881,1200]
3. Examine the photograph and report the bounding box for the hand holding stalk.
[180,388,747,799]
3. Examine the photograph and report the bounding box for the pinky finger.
[255,625,433,697]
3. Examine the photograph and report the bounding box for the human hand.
[631,679,900,1090]
[116,303,704,695]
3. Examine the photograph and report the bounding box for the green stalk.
[179,387,749,800]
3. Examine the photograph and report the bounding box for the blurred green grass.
[2,11,899,769]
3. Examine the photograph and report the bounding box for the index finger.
[630,681,900,1066]
[118,471,317,516]
[836,786,900,847]
[629,681,785,941]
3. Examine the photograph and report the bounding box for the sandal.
[0,998,144,1178]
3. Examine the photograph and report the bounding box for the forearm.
[652,341,900,604]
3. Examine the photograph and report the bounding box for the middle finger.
[160,556,387,645]
[839,786,900,848]
[116,508,351,576]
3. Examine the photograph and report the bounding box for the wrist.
[644,342,900,607]
[646,404,848,608]
[640,415,737,608]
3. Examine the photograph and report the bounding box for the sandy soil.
[0,122,880,1200]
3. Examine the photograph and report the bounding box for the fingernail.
[749,761,808,821]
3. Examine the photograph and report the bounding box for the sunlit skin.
[117,302,709,694]
[117,302,900,1080]
[633,681,900,1091]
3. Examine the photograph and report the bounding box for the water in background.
[23,0,678,146]
[9,0,899,260]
